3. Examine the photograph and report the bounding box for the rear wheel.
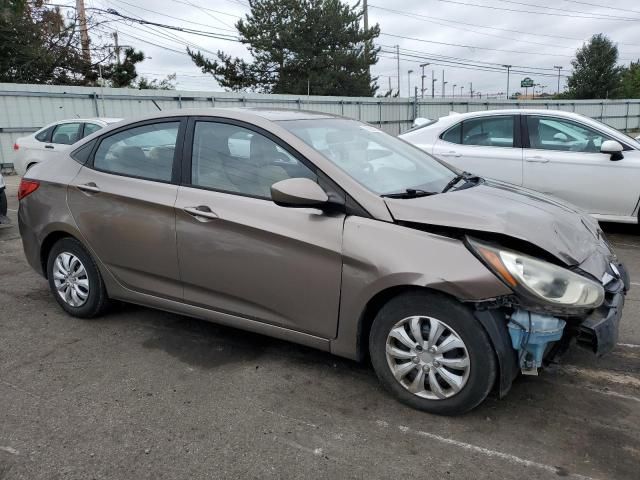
[46,237,110,318]
[369,291,497,415]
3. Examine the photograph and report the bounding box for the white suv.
[13,118,122,175]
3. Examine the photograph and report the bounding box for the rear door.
[432,115,523,185]
[174,118,344,338]
[522,114,639,217]
[67,118,186,300]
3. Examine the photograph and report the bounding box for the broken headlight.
[468,239,604,310]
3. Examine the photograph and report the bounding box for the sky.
[82,0,640,97]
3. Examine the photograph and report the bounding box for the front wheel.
[46,237,110,318]
[369,291,497,415]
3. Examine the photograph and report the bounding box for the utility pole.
[502,64,512,98]
[420,63,429,98]
[554,66,563,95]
[461,86,464,97]
[431,70,437,98]
[407,69,413,99]
[469,82,473,98]
[363,0,369,77]
[76,0,91,64]
[441,70,446,98]
[113,31,121,65]
[388,76,392,95]
[396,45,401,97]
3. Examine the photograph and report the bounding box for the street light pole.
[461,86,464,97]
[554,66,563,95]
[452,84,457,98]
[441,70,446,98]
[502,64,512,98]
[407,69,413,99]
[420,63,429,98]
[431,70,437,99]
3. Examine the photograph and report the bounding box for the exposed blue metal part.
[508,309,566,375]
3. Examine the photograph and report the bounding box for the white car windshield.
[279,119,457,195]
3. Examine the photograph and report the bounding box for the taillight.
[13,143,19,151]
[18,180,39,200]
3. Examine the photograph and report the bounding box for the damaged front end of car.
[468,236,629,396]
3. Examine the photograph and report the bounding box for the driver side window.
[527,116,614,153]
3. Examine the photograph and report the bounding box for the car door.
[522,114,639,218]
[67,118,186,300]
[30,122,83,166]
[431,115,523,185]
[174,118,344,338]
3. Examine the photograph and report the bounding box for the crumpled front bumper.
[576,262,629,356]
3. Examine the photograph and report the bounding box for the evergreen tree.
[188,0,380,96]
[566,34,622,99]
[620,61,640,98]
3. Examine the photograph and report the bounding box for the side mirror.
[601,140,624,161]
[271,178,329,208]
[553,132,569,142]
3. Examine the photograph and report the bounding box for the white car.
[13,118,122,175]
[401,109,640,224]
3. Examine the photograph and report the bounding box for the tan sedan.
[18,109,629,415]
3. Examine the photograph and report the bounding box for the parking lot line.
[378,421,598,480]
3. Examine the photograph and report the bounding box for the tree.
[188,0,380,96]
[566,34,623,99]
[0,0,89,84]
[620,61,640,98]
[137,73,177,90]
[100,47,145,88]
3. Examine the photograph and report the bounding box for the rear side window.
[93,122,180,182]
[441,123,462,144]
[51,123,82,145]
[70,139,97,165]
[35,127,52,142]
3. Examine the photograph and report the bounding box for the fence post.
[625,101,630,132]
[211,96,215,107]
[297,98,302,110]
[378,101,382,127]
[600,101,604,121]
[340,100,344,116]
[358,101,362,120]
[91,92,100,116]
[178,95,182,109]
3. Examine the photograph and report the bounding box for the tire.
[0,189,7,217]
[369,291,497,415]
[46,237,110,318]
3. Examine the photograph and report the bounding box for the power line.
[491,0,636,21]
[369,4,640,49]
[432,0,639,21]
[380,32,573,59]
[560,0,640,14]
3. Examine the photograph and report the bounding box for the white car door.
[431,114,523,185]
[522,115,640,219]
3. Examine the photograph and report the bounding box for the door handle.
[44,145,54,149]
[184,206,219,220]
[440,151,461,158]
[525,156,549,163]
[77,182,101,193]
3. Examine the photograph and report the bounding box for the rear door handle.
[77,182,101,193]
[184,206,219,221]
[440,151,461,158]
[525,156,549,163]
[44,145,54,149]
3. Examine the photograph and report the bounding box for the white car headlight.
[469,239,604,309]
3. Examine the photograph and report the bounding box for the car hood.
[384,180,607,267]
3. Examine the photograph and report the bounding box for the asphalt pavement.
[1,174,639,480]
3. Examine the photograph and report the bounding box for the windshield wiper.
[381,188,437,199]
[441,171,479,193]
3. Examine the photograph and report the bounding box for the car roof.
[435,109,586,121]
[108,108,336,124]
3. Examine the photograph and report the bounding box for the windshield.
[278,118,457,195]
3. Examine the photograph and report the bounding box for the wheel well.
[40,231,76,278]
[27,162,38,171]
[357,285,435,362]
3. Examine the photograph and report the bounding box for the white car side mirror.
[601,140,624,161]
